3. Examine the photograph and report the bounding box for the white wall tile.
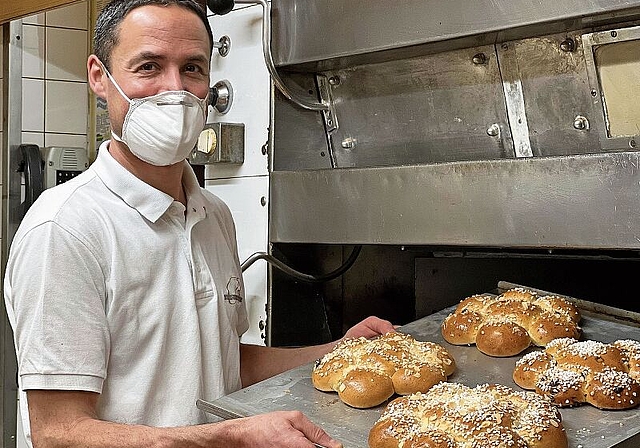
[22,13,45,25]
[22,79,45,132]
[21,132,45,147]
[45,81,88,134]
[46,28,88,81]
[46,1,88,30]
[45,133,88,148]
[22,25,45,79]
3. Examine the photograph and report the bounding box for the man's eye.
[140,63,155,71]
[185,64,199,72]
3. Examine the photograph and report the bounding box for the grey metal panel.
[272,79,333,171]
[319,46,513,168]
[270,152,640,248]
[272,0,640,67]
[501,33,603,156]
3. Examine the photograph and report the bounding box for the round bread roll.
[513,337,640,410]
[312,332,455,408]
[441,288,581,357]
[368,382,567,448]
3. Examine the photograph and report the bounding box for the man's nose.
[163,69,185,91]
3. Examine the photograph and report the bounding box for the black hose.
[241,246,362,283]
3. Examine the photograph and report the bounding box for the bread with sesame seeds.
[368,382,568,448]
[441,288,581,357]
[312,332,456,409]
[513,337,640,409]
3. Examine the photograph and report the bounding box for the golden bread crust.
[312,332,455,408]
[368,382,567,448]
[513,337,640,409]
[441,288,581,357]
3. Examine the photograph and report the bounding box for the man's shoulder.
[15,170,105,237]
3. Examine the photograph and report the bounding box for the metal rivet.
[573,115,589,131]
[591,89,598,97]
[261,143,268,155]
[328,76,341,86]
[341,137,356,149]
[630,140,637,149]
[472,53,487,65]
[260,196,267,206]
[611,31,618,38]
[486,124,500,137]
[560,38,575,52]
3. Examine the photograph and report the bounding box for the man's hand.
[343,315,397,340]
[218,411,342,448]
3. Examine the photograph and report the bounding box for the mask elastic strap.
[99,61,131,142]
[100,61,134,105]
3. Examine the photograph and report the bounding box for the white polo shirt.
[4,141,249,445]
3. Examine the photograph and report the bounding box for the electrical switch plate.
[189,122,245,164]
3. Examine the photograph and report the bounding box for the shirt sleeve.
[4,221,110,393]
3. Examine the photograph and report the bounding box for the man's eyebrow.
[128,52,210,67]
[128,51,165,67]
[185,54,210,65]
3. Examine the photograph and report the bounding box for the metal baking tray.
[197,281,640,448]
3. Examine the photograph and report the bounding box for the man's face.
[104,4,211,138]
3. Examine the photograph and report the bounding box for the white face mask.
[102,64,208,166]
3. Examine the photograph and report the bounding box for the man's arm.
[27,390,342,448]
[240,316,396,387]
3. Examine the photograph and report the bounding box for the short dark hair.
[94,0,213,70]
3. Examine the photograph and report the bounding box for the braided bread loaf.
[441,288,581,357]
[513,337,640,409]
[312,332,455,408]
[368,382,567,448]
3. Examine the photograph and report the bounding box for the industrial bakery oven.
[202,0,640,446]
[262,0,640,346]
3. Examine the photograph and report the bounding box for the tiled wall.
[20,1,89,150]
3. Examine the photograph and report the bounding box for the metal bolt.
[591,89,598,97]
[560,38,575,52]
[486,123,500,137]
[328,76,341,86]
[630,140,637,149]
[261,143,268,155]
[573,115,589,131]
[260,196,267,206]
[341,137,356,149]
[472,53,487,65]
[611,31,618,38]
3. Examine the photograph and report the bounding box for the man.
[3,1,395,447]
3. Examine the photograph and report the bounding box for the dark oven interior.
[269,244,640,346]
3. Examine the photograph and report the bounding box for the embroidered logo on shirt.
[224,277,243,304]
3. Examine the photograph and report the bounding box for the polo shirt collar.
[93,140,206,223]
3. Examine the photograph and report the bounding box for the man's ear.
[87,54,107,100]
